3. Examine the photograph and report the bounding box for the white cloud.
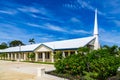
[26,22,91,35]
[102,0,120,15]
[72,29,90,34]
[64,3,78,9]
[26,23,41,28]
[17,6,49,16]
[18,6,40,13]
[78,0,105,15]
[70,17,80,22]
[64,0,105,16]
[26,22,67,32]
[99,28,120,45]
[0,24,29,42]
[30,14,39,18]
[0,10,17,15]
[113,20,120,27]
[45,23,67,32]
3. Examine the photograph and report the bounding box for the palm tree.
[29,38,35,44]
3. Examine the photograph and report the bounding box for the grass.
[0,59,54,64]
[21,60,54,64]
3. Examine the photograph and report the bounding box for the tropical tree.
[1,53,7,60]
[28,53,35,62]
[9,40,24,47]
[29,38,35,44]
[0,42,8,49]
[103,45,119,55]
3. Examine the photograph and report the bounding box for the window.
[70,51,75,55]
[65,52,68,57]
[45,52,50,59]
[38,53,42,58]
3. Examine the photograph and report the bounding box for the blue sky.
[0,0,120,46]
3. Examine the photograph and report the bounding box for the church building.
[0,9,100,63]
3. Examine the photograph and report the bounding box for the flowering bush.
[54,46,120,80]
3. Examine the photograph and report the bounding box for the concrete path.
[0,60,67,80]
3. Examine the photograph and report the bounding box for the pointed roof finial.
[94,9,98,36]
[93,9,100,50]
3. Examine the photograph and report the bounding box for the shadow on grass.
[45,70,81,80]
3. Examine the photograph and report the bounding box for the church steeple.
[93,9,100,50]
[94,9,98,35]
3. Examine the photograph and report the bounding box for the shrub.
[28,52,35,62]
[54,46,120,80]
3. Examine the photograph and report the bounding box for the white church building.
[0,9,100,63]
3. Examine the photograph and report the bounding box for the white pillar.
[11,53,13,60]
[62,51,65,58]
[21,53,24,60]
[14,53,17,60]
[18,53,21,61]
[68,51,70,56]
[42,52,45,62]
[37,67,45,77]
[75,51,78,54]
[23,53,27,61]
[35,52,38,62]
[51,51,54,63]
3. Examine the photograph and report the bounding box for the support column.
[24,53,27,61]
[68,51,70,56]
[35,52,38,62]
[51,51,54,63]
[42,52,45,62]
[18,53,21,61]
[11,53,13,60]
[22,53,24,61]
[62,51,65,58]
[15,53,17,60]
[75,51,78,54]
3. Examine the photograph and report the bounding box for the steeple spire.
[93,9,100,50]
[94,9,98,35]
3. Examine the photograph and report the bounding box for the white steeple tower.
[94,9,100,50]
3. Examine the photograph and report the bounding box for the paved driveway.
[0,60,67,80]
